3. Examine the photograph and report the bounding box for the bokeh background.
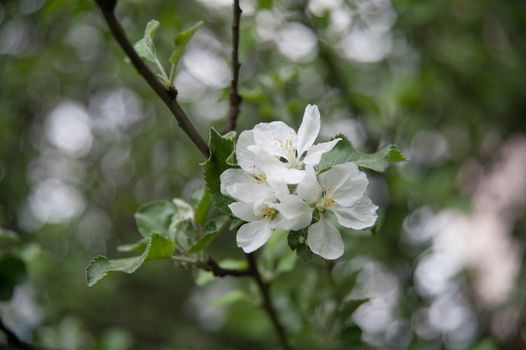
[1,0,526,349]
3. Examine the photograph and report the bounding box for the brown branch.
[225,0,243,132]
[0,318,58,350]
[93,0,210,157]
[200,258,251,277]
[246,253,292,350]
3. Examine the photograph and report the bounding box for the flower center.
[315,188,336,209]
[262,206,278,219]
[275,138,299,166]
[255,173,267,184]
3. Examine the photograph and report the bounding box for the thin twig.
[225,0,243,132]
[0,318,57,350]
[93,0,210,157]
[245,253,292,350]
[200,258,251,277]
[172,256,251,277]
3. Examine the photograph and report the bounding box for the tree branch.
[225,0,243,132]
[246,253,292,350]
[93,0,210,157]
[200,258,251,277]
[0,318,57,350]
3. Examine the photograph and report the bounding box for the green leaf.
[318,135,407,173]
[287,230,313,261]
[170,199,196,250]
[86,233,174,287]
[190,187,210,226]
[194,270,215,286]
[213,290,248,307]
[468,339,498,350]
[134,200,177,239]
[169,21,203,67]
[188,215,229,254]
[0,254,27,300]
[117,237,148,253]
[202,128,236,214]
[0,228,20,245]
[134,19,160,63]
[339,299,368,321]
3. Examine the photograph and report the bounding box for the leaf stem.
[93,0,209,157]
[225,0,242,133]
[245,253,292,350]
[168,63,176,87]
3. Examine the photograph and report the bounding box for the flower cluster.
[220,105,378,259]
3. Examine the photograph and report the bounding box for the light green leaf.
[0,228,19,245]
[212,290,248,307]
[190,187,210,226]
[86,233,174,287]
[218,258,248,270]
[133,19,160,63]
[188,215,229,254]
[169,21,203,67]
[170,198,195,250]
[318,135,408,173]
[194,270,215,286]
[202,128,236,214]
[134,200,177,238]
[117,237,148,253]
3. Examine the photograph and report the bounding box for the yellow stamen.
[256,173,267,184]
[262,206,278,219]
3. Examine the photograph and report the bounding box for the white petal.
[236,130,258,174]
[273,195,313,230]
[307,217,344,260]
[255,150,305,184]
[331,197,378,230]
[296,104,320,157]
[268,179,290,199]
[303,138,341,166]
[220,168,257,196]
[236,220,272,253]
[228,202,260,222]
[296,165,321,204]
[253,121,297,159]
[220,169,273,202]
[318,162,368,206]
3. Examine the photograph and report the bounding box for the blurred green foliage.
[1,0,526,349]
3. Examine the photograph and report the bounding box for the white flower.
[220,168,312,253]
[297,163,378,260]
[237,105,340,184]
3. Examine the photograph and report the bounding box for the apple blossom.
[297,164,378,260]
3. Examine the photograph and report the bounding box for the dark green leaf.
[169,21,203,67]
[339,299,368,321]
[287,230,313,261]
[188,215,229,254]
[318,135,407,173]
[86,233,174,287]
[0,254,27,300]
[202,128,236,214]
